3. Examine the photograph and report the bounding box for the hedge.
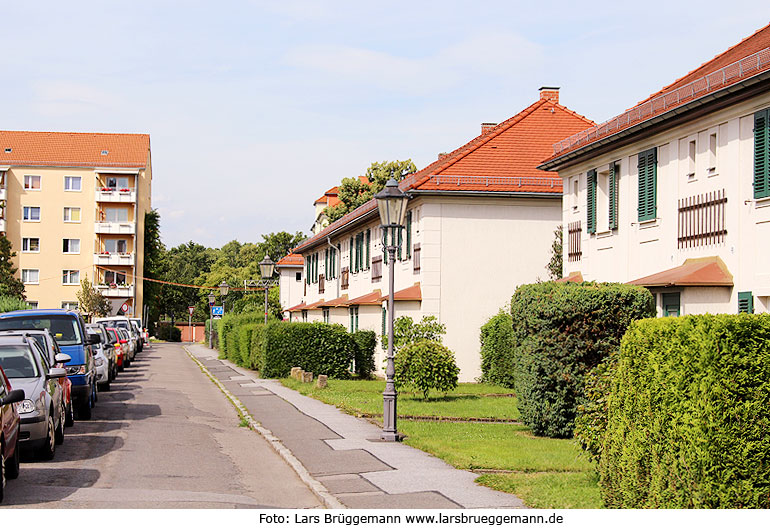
[352,330,377,379]
[261,322,355,379]
[479,310,515,388]
[510,282,654,438]
[155,322,182,342]
[600,314,770,508]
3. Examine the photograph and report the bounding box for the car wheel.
[124,358,131,368]
[5,437,19,480]
[36,414,56,460]
[64,401,74,427]
[54,403,65,445]
[98,381,110,392]
[76,400,92,421]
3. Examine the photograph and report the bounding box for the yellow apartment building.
[0,131,152,317]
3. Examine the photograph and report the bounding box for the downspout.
[327,236,341,299]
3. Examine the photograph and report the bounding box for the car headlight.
[66,364,86,375]
[17,399,36,414]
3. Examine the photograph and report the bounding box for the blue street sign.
[212,306,224,316]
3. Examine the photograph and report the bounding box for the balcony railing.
[94,253,135,266]
[96,284,135,298]
[95,221,135,234]
[96,187,136,203]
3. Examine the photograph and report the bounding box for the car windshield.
[99,320,129,330]
[0,345,40,378]
[0,316,82,346]
[87,327,107,343]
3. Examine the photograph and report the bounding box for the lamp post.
[208,292,216,349]
[258,255,278,325]
[219,281,230,314]
[374,178,410,442]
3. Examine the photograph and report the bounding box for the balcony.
[97,284,135,298]
[95,222,135,234]
[95,187,136,203]
[94,253,135,266]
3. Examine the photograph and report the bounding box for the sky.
[0,1,766,248]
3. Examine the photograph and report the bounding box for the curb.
[182,346,346,509]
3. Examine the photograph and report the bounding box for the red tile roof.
[276,253,304,267]
[286,302,309,312]
[347,290,383,306]
[0,130,150,168]
[294,91,593,253]
[546,23,770,163]
[320,295,349,307]
[378,283,422,302]
[628,257,733,288]
[304,299,325,310]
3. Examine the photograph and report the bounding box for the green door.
[662,293,680,316]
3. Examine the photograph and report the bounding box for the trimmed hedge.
[479,310,515,388]
[510,282,654,438]
[261,322,355,379]
[352,330,377,379]
[600,314,770,508]
[155,322,182,342]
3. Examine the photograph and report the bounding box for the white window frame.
[104,239,128,254]
[104,270,127,286]
[104,207,129,222]
[63,238,80,254]
[22,237,40,253]
[62,269,80,285]
[23,175,41,190]
[23,206,41,222]
[63,207,81,223]
[64,175,82,191]
[61,301,78,310]
[22,269,39,284]
[27,301,39,310]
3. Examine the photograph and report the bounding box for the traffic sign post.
[212,306,224,317]
[188,306,195,342]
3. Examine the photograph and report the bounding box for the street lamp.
[208,292,216,349]
[219,281,230,314]
[258,255,278,325]
[374,178,409,442]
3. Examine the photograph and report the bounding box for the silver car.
[0,335,67,459]
[86,324,116,391]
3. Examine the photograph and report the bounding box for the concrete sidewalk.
[183,343,526,510]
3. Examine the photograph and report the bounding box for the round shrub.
[395,339,459,399]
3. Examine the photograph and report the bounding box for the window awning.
[286,302,309,312]
[378,283,422,302]
[320,295,349,308]
[304,299,325,310]
[347,290,383,306]
[628,257,733,287]
[556,271,583,283]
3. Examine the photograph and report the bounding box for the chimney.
[481,122,497,134]
[539,86,560,104]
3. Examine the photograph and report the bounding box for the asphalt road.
[3,342,323,508]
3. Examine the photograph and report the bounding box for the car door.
[32,340,62,422]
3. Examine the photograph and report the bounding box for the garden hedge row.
[509,282,654,438]
[479,310,515,388]
[600,314,770,508]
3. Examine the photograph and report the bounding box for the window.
[62,270,80,285]
[27,301,38,310]
[23,206,41,221]
[372,256,382,282]
[301,310,308,322]
[22,269,39,284]
[738,291,754,314]
[662,293,680,317]
[104,207,128,222]
[64,176,82,191]
[63,207,81,222]
[22,237,40,252]
[24,175,41,190]
[323,308,330,324]
[638,148,657,221]
[687,140,696,179]
[63,239,80,254]
[106,176,130,190]
[571,178,579,212]
[61,301,78,311]
[349,306,359,332]
[104,270,127,285]
[754,109,769,199]
[104,239,127,253]
[295,272,302,282]
[708,133,717,174]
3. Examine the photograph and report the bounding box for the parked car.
[94,318,137,364]
[0,366,24,503]
[105,327,124,371]
[117,328,136,367]
[129,318,144,352]
[0,330,73,427]
[86,324,116,391]
[0,335,67,459]
[0,310,98,421]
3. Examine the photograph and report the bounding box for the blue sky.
[1,1,765,247]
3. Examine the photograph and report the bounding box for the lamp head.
[374,178,409,227]
[259,255,276,279]
[219,280,230,297]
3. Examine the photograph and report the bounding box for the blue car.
[0,310,98,420]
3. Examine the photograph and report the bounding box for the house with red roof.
[285,88,594,380]
[539,23,770,317]
[311,176,370,235]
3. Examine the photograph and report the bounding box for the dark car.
[0,366,24,503]
[0,310,98,420]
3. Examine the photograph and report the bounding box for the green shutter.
[366,229,370,269]
[381,306,386,336]
[350,307,354,332]
[349,237,353,271]
[609,162,618,230]
[587,169,597,234]
[738,291,754,314]
[306,257,310,285]
[397,227,403,260]
[406,211,412,259]
[638,148,657,222]
[383,229,388,265]
[754,109,770,199]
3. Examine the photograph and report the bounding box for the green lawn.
[281,377,601,508]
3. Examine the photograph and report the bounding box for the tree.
[143,209,167,329]
[546,225,563,280]
[77,278,111,318]
[325,160,417,222]
[0,234,25,300]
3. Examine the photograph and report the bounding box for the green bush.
[479,310,515,388]
[261,322,355,379]
[0,295,29,313]
[573,354,616,464]
[382,315,446,353]
[352,330,377,378]
[215,312,264,363]
[394,339,459,399]
[510,282,654,438]
[600,314,770,508]
[156,322,182,342]
[249,324,266,372]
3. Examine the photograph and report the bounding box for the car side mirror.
[0,389,24,405]
[88,333,102,345]
[55,353,72,364]
[47,368,67,380]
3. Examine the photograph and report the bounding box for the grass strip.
[476,471,603,509]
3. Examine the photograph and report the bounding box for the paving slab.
[338,491,462,509]
[318,474,381,494]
